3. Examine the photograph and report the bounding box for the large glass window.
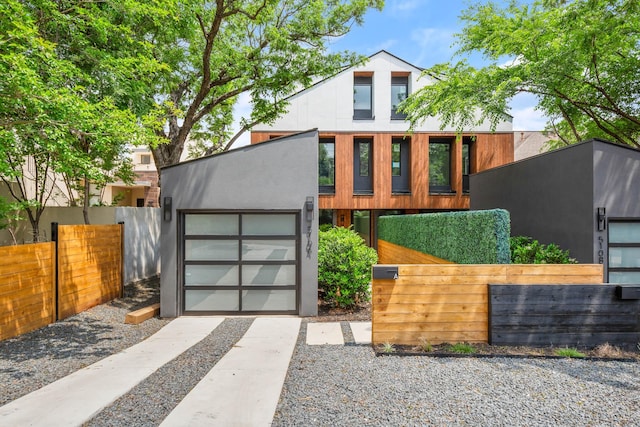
[354,75,373,119]
[391,76,408,119]
[319,138,335,193]
[429,138,452,193]
[392,137,411,193]
[354,137,373,194]
[608,221,640,283]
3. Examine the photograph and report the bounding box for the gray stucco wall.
[471,142,595,263]
[160,130,319,317]
[115,207,161,284]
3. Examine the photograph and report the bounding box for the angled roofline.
[160,129,318,171]
[267,50,425,104]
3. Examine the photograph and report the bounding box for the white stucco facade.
[253,50,513,134]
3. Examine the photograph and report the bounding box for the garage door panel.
[185,289,239,311]
[185,240,239,261]
[242,265,295,286]
[243,214,296,235]
[185,265,239,286]
[242,240,296,261]
[241,290,296,311]
[185,214,239,235]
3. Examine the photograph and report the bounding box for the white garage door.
[182,212,299,314]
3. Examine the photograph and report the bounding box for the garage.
[182,212,299,314]
[160,130,318,317]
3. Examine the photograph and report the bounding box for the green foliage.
[447,343,476,354]
[418,338,433,353]
[319,223,333,232]
[380,342,396,353]
[318,226,378,308]
[555,347,586,359]
[378,209,511,264]
[510,236,577,264]
[401,0,640,149]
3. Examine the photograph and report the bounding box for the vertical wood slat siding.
[489,284,640,349]
[57,225,123,320]
[372,264,604,346]
[0,243,56,341]
[251,132,514,211]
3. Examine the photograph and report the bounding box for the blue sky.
[232,0,545,147]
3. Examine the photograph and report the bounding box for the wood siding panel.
[489,284,640,348]
[57,225,123,320]
[251,131,514,214]
[377,240,454,264]
[372,264,604,346]
[0,243,55,341]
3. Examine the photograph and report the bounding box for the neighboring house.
[251,50,514,246]
[471,138,640,283]
[160,130,318,317]
[514,131,558,161]
[103,147,160,207]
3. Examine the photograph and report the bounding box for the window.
[608,220,640,283]
[140,154,151,165]
[319,137,335,194]
[429,138,452,193]
[354,75,373,119]
[391,137,410,193]
[462,137,474,193]
[391,76,408,119]
[353,138,373,193]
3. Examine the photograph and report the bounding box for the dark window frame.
[319,137,335,194]
[607,218,640,283]
[429,137,454,194]
[353,75,373,120]
[391,136,411,194]
[391,75,409,120]
[353,137,373,194]
[462,136,475,194]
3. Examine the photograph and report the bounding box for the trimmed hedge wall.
[377,209,511,264]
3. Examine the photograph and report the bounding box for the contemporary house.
[160,130,319,317]
[251,50,515,246]
[471,138,640,283]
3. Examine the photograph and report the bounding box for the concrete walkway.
[0,318,371,427]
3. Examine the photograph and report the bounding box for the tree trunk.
[83,177,91,225]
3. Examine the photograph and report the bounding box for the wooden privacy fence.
[0,224,123,341]
[371,264,604,346]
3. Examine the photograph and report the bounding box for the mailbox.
[615,285,640,300]
[372,266,399,280]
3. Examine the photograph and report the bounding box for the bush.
[318,226,378,308]
[377,209,511,264]
[510,236,577,264]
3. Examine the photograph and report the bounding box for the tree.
[401,0,640,148]
[145,0,384,171]
[0,0,156,236]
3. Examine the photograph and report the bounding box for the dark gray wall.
[471,142,595,263]
[160,130,319,317]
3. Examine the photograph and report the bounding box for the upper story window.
[429,137,453,193]
[391,75,409,120]
[462,136,474,193]
[319,137,335,194]
[140,154,151,165]
[353,74,373,120]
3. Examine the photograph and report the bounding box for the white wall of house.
[253,51,513,134]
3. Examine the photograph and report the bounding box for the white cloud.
[509,93,548,131]
[410,27,455,65]
[391,0,423,14]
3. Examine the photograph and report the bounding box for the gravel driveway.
[1,280,638,426]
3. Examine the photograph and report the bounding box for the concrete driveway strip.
[160,317,301,427]
[0,317,225,427]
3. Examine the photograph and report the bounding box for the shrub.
[318,226,378,308]
[510,236,577,264]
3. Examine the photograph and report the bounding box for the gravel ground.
[1,281,639,426]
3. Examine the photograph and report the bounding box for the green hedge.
[378,209,511,264]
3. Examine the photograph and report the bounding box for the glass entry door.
[608,220,640,283]
[182,212,299,314]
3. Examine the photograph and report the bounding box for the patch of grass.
[380,342,396,353]
[447,342,476,354]
[593,343,623,358]
[417,337,433,353]
[555,347,586,358]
